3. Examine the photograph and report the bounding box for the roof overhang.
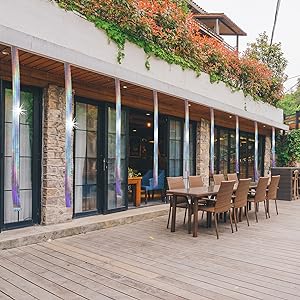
[194,13,247,36]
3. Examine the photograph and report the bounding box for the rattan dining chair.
[198,180,235,239]
[189,176,204,188]
[213,174,226,185]
[227,173,239,183]
[166,177,189,229]
[293,170,299,200]
[247,177,269,222]
[266,175,280,217]
[232,178,251,230]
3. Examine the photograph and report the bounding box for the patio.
[0,200,300,299]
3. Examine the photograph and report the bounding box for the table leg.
[136,181,141,207]
[188,200,192,234]
[193,197,198,237]
[171,195,177,232]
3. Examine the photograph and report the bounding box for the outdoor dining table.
[167,182,257,238]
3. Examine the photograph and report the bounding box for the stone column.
[264,136,272,177]
[41,85,73,225]
[196,119,210,186]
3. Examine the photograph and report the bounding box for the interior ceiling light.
[146,113,151,116]
[132,129,137,132]
[123,85,127,89]
[147,122,152,128]
[1,49,9,55]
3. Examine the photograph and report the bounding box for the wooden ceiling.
[0,44,272,135]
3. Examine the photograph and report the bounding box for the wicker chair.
[213,174,226,185]
[232,178,251,230]
[227,173,239,183]
[166,177,189,229]
[189,176,204,188]
[293,170,299,200]
[247,177,269,222]
[266,175,280,217]
[198,180,235,239]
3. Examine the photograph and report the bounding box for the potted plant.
[128,167,141,178]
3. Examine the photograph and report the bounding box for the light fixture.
[123,85,127,89]
[1,49,9,55]
[147,122,152,128]
[132,129,137,132]
[146,113,151,116]
[229,115,233,119]
[188,104,191,107]
[263,125,266,128]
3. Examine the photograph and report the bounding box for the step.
[0,204,169,250]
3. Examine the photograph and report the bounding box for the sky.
[196,0,299,93]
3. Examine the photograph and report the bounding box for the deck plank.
[1,201,300,299]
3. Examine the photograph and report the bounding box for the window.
[74,102,98,214]
[168,119,183,177]
[215,126,265,180]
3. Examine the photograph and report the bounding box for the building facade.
[0,0,288,230]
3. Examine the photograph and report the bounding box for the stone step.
[0,205,169,250]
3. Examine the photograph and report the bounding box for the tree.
[277,79,300,115]
[244,31,287,81]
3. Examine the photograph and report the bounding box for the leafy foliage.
[277,130,300,166]
[277,81,300,115]
[55,0,285,105]
[244,32,287,105]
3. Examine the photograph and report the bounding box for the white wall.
[0,0,288,130]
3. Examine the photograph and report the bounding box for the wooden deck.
[1,200,300,299]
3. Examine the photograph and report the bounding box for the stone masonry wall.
[42,85,73,225]
[264,136,272,177]
[196,119,210,186]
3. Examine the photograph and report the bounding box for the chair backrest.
[267,175,280,200]
[227,173,238,183]
[189,176,204,188]
[254,177,269,202]
[234,178,251,208]
[167,176,185,190]
[142,170,153,185]
[213,174,225,185]
[215,180,235,212]
[157,170,165,189]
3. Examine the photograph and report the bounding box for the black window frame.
[214,125,265,179]
[0,80,42,231]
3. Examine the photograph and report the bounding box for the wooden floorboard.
[1,200,300,299]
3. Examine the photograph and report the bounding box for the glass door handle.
[103,158,108,171]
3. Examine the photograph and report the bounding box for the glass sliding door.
[74,100,128,215]
[0,82,41,229]
[168,119,183,177]
[215,126,265,180]
[106,106,128,211]
[189,123,196,176]
[74,101,99,215]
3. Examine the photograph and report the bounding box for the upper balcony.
[187,0,247,51]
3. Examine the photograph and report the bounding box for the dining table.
[167,182,258,238]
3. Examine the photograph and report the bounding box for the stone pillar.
[196,119,210,186]
[42,85,73,225]
[264,136,272,177]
